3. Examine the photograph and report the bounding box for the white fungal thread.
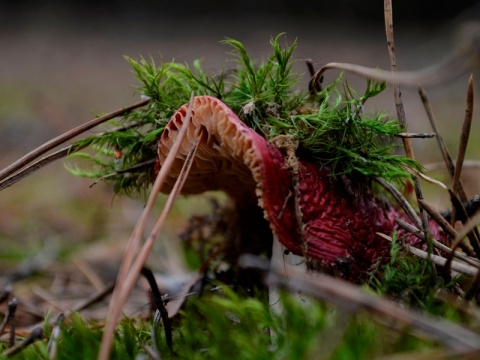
[242,101,255,115]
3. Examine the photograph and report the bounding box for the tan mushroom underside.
[157,96,279,209]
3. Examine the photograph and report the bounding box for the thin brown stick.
[70,282,115,314]
[0,98,150,182]
[27,281,116,332]
[449,189,480,258]
[0,298,16,338]
[258,258,480,351]
[453,74,474,202]
[101,134,202,359]
[144,345,161,360]
[419,198,474,279]
[141,267,172,352]
[98,94,196,360]
[377,233,479,277]
[308,56,451,90]
[409,167,447,190]
[418,85,478,254]
[309,19,480,91]
[444,211,480,281]
[88,159,156,188]
[449,76,477,253]
[392,218,480,268]
[421,197,479,260]
[1,327,43,358]
[72,257,105,291]
[396,132,435,139]
[425,160,480,171]
[376,177,422,229]
[47,313,64,360]
[103,93,195,327]
[305,59,316,78]
[0,146,73,191]
[418,87,460,181]
[394,218,424,241]
[308,44,473,91]
[384,0,432,258]
[0,120,145,191]
[418,199,458,245]
[384,0,405,129]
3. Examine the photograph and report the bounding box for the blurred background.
[1,1,480,280]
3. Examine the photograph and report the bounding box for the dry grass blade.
[420,196,477,258]
[0,146,73,191]
[308,16,479,90]
[141,267,172,351]
[0,298,15,338]
[417,85,480,259]
[383,0,431,255]
[418,199,480,277]
[444,211,480,288]
[409,168,448,190]
[449,189,480,258]
[112,93,194,292]
[73,257,105,291]
[98,93,198,360]
[394,218,424,241]
[405,245,479,276]
[69,282,115,314]
[418,87,462,186]
[418,199,457,244]
[452,75,474,202]
[384,0,405,128]
[263,259,480,352]
[0,98,150,183]
[377,233,478,277]
[448,76,480,262]
[100,134,202,359]
[47,313,65,360]
[0,120,146,191]
[1,327,43,358]
[425,160,480,171]
[396,132,435,139]
[25,281,115,332]
[452,212,480,252]
[376,177,422,229]
[308,53,470,90]
[391,219,479,268]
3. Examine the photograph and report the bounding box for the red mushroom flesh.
[157,96,445,276]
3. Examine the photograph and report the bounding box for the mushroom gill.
[156,95,444,278]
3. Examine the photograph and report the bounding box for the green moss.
[66,34,419,197]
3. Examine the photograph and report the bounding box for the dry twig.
[375,178,422,229]
[383,0,431,255]
[0,99,150,185]
[46,313,65,360]
[452,75,474,203]
[1,326,43,358]
[98,93,198,360]
[240,254,480,352]
[0,298,17,348]
[418,87,464,194]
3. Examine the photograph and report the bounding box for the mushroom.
[156,96,445,279]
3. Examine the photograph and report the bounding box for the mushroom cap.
[156,96,443,274]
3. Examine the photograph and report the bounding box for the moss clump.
[66,34,419,197]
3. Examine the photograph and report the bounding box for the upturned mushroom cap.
[156,96,443,274]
